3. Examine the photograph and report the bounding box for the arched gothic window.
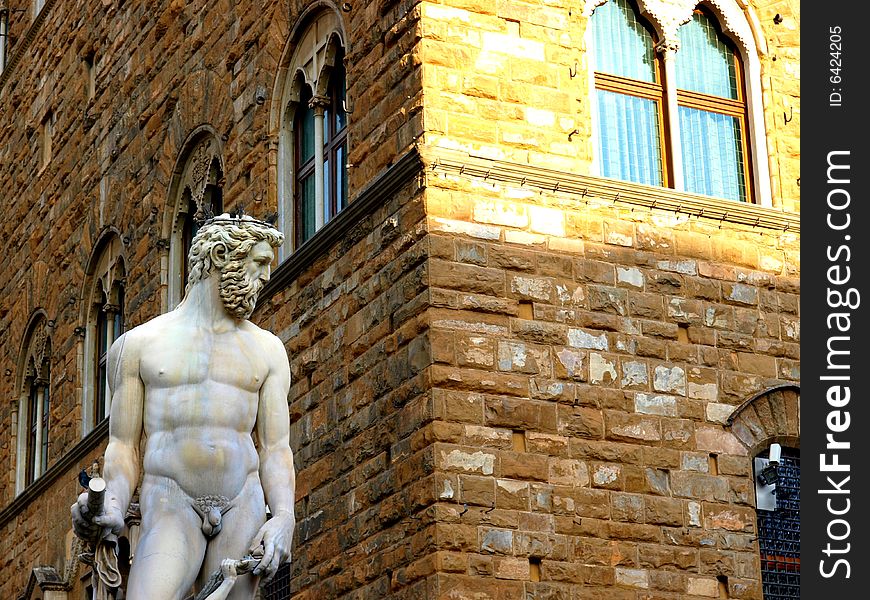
[277,9,349,255]
[589,0,769,204]
[167,132,224,309]
[15,313,52,493]
[82,234,126,434]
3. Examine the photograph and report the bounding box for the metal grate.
[261,563,292,600]
[757,448,800,599]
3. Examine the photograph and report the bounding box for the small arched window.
[591,0,760,203]
[82,234,126,434]
[93,279,124,423]
[15,313,52,493]
[293,60,348,246]
[277,9,349,255]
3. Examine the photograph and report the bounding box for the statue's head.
[186,214,285,319]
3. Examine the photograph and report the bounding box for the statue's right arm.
[71,331,143,539]
[100,332,145,528]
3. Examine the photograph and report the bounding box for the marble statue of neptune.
[71,215,294,600]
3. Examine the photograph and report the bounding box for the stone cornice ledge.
[0,418,109,528]
[0,0,58,94]
[420,146,800,234]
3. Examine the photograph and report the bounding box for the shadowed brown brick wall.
[1,0,423,597]
[2,0,798,599]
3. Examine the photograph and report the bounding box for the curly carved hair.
[186,217,284,291]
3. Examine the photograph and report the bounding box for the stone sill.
[0,418,108,529]
[420,145,800,234]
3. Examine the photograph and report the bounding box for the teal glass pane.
[593,0,656,82]
[680,106,746,201]
[300,174,316,242]
[338,143,347,211]
[675,12,738,98]
[323,158,331,220]
[298,101,315,163]
[596,89,663,187]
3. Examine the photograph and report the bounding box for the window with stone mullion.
[592,0,753,202]
[294,55,348,247]
[95,284,124,424]
[24,374,50,487]
[25,384,38,486]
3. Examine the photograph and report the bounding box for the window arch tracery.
[166,131,224,309]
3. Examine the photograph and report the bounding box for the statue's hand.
[249,511,294,581]
[70,491,125,542]
[220,559,239,582]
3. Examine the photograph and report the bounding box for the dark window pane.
[41,385,49,473]
[299,102,315,164]
[300,174,316,243]
[323,158,330,221]
[96,308,109,423]
[26,385,38,485]
[334,56,347,132]
[338,144,347,211]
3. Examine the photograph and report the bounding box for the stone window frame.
[584,0,773,207]
[80,232,126,436]
[272,4,349,260]
[164,128,225,310]
[14,311,52,494]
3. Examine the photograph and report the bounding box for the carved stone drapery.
[583,0,758,56]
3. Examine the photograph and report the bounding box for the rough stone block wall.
[417,171,799,598]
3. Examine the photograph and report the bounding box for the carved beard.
[219,266,262,320]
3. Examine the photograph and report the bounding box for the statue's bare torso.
[136,312,269,500]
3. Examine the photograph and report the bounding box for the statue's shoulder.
[111,313,178,356]
[240,321,286,356]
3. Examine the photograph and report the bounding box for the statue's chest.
[140,332,268,393]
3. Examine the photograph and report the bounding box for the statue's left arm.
[250,332,295,579]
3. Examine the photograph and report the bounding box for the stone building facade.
[0,0,799,599]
